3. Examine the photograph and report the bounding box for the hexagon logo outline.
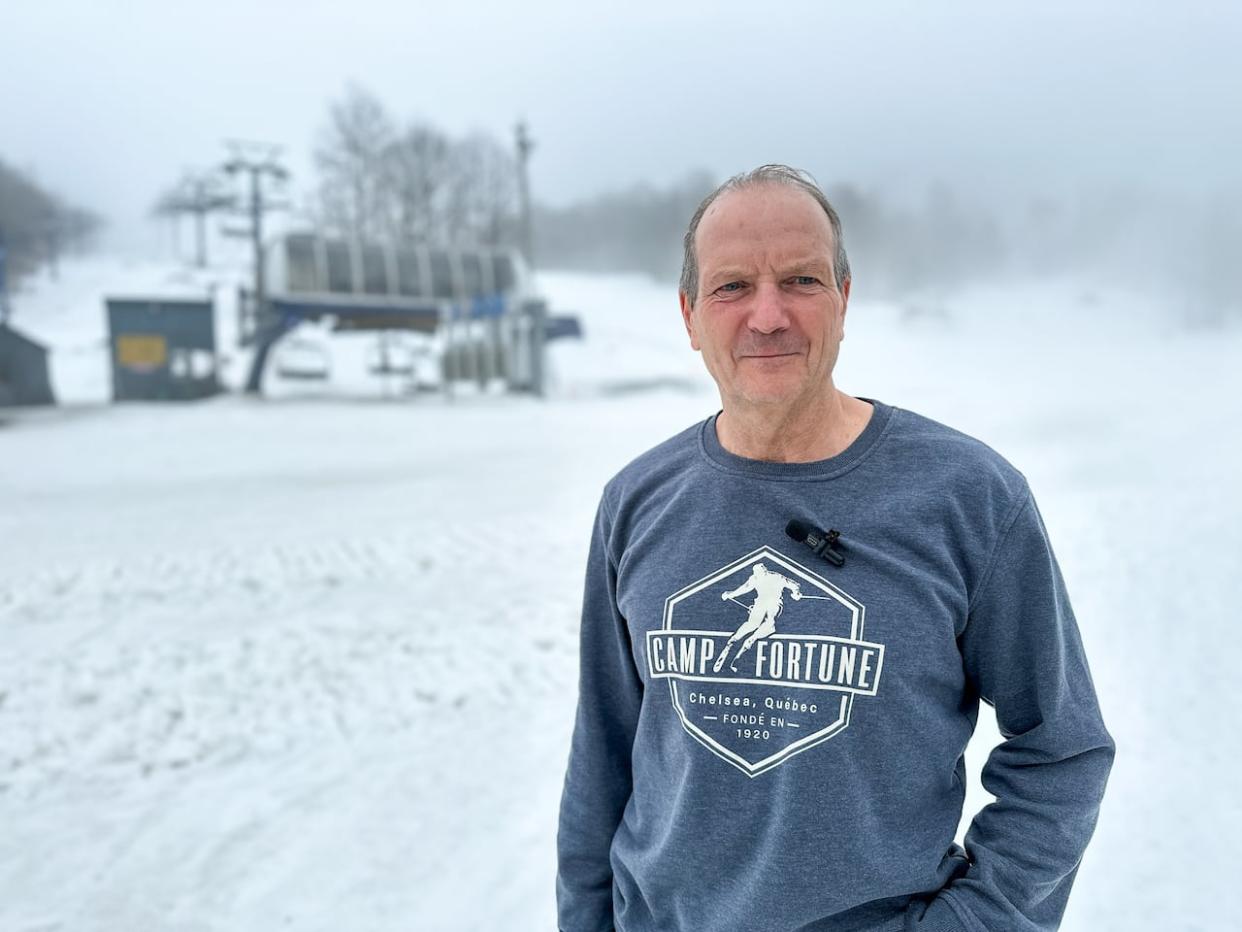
[646,545,884,777]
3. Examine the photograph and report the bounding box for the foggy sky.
[3,0,1239,253]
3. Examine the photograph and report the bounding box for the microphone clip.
[785,520,847,567]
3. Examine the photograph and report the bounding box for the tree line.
[531,173,1007,299]
[0,157,101,288]
[533,171,1241,323]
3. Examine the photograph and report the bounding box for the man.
[556,165,1115,932]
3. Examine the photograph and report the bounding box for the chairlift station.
[242,234,551,395]
[102,234,574,401]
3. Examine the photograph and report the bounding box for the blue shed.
[106,297,220,402]
[0,322,56,407]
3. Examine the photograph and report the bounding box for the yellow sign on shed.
[116,334,168,372]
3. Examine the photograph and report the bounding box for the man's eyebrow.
[782,257,833,274]
[704,267,751,284]
[704,259,831,286]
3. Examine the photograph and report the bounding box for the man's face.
[679,184,850,413]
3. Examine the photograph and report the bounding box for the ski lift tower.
[220,140,290,395]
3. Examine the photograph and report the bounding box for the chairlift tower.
[153,172,235,267]
[220,140,290,395]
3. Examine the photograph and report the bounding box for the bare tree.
[444,133,518,246]
[314,85,396,242]
[384,123,453,243]
[312,86,522,250]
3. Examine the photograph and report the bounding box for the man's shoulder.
[885,403,1031,509]
[599,417,706,514]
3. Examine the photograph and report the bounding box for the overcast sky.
[3,0,1239,253]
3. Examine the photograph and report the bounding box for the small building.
[106,297,220,402]
[0,322,55,407]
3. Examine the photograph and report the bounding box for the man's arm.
[722,574,757,601]
[556,494,643,932]
[923,487,1116,932]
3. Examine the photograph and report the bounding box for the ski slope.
[1,260,1239,930]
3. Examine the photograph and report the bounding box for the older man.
[556,165,1114,932]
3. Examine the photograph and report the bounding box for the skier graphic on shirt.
[713,562,803,673]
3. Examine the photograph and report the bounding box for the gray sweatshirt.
[556,398,1115,932]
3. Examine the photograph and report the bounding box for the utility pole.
[220,140,290,395]
[511,121,547,399]
[514,120,535,268]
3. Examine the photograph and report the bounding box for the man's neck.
[716,390,874,463]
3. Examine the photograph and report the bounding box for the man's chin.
[731,384,804,409]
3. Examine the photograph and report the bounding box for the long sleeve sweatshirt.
[556,398,1116,932]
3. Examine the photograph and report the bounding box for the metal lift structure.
[241,234,549,396]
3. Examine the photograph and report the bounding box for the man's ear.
[679,291,700,351]
[839,277,851,339]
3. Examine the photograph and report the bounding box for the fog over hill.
[1,1,1237,323]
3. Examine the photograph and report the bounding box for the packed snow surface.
[1,260,1239,930]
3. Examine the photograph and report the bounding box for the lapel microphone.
[785,519,846,567]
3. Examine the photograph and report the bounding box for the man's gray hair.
[679,164,850,304]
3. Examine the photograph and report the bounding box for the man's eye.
[791,276,820,286]
[716,282,744,294]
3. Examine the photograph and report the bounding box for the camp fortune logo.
[645,547,885,777]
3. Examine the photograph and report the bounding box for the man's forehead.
[696,184,834,267]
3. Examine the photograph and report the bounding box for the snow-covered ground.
[1,260,1240,931]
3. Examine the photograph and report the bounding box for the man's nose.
[746,281,791,333]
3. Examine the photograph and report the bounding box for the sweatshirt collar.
[698,397,896,481]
